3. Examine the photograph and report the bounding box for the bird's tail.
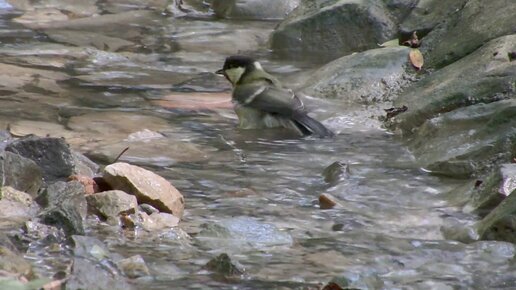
[292,113,334,138]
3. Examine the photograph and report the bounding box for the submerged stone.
[196,217,293,252]
[86,190,138,221]
[117,255,150,278]
[204,253,244,276]
[212,0,300,20]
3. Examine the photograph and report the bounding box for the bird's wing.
[233,84,304,116]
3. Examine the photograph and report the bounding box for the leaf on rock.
[402,31,421,48]
[378,38,399,47]
[409,49,424,71]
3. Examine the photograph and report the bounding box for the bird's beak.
[215,69,224,75]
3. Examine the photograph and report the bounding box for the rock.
[407,99,516,178]
[104,0,169,14]
[398,0,469,39]
[103,162,185,218]
[0,62,68,93]
[322,161,351,185]
[176,28,271,55]
[6,137,77,184]
[8,120,78,141]
[464,164,516,214]
[138,203,160,215]
[383,0,419,24]
[196,217,293,252]
[67,235,133,290]
[0,187,33,207]
[45,30,134,52]
[300,46,413,103]
[37,181,88,235]
[474,188,516,243]
[0,200,33,230]
[9,0,99,17]
[140,212,180,231]
[86,190,138,221]
[87,137,210,167]
[420,0,516,68]
[204,253,244,276]
[0,43,89,70]
[0,245,32,278]
[151,92,232,110]
[211,0,300,20]
[0,151,43,196]
[270,0,397,62]
[67,111,171,138]
[116,255,150,278]
[13,8,70,25]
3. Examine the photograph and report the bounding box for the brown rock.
[319,194,339,209]
[103,162,184,218]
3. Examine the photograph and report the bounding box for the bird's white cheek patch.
[225,67,246,85]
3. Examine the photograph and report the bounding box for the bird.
[216,55,334,137]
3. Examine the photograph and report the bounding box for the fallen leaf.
[319,194,338,209]
[402,31,421,48]
[409,48,424,71]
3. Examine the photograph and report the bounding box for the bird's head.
[216,55,263,86]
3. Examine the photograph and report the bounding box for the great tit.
[216,55,334,137]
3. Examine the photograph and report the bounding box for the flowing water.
[1,2,515,289]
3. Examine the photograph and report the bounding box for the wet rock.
[212,0,300,20]
[0,186,33,207]
[37,181,87,235]
[45,30,134,52]
[9,0,99,17]
[464,164,516,214]
[13,8,70,25]
[138,203,160,215]
[474,189,516,243]
[300,46,413,103]
[383,0,419,23]
[67,111,170,138]
[204,253,244,276]
[8,120,78,141]
[322,161,351,185]
[0,200,33,230]
[196,217,293,252]
[327,272,384,290]
[394,35,516,134]
[116,255,150,278]
[89,137,210,166]
[0,62,68,93]
[420,0,516,68]
[177,28,271,55]
[0,43,89,70]
[103,162,185,218]
[140,212,180,231]
[5,136,86,183]
[86,190,138,222]
[408,99,515,178]
[0,151,43,196]
[104,0,169,14]
[152,92,232,110]
[67,235,132,290]
[270,0,397,62]
[0,245,32,278]
[398,0,468,39]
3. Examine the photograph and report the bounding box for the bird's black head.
[216,55,256,75]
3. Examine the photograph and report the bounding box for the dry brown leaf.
[319,194,337,209]
[409,48,424,71]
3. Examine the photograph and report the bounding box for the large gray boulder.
[270,0,397,62]
[420,0,516,68]
[390,34,516,135]
[212,0,300,20]
[398,0,468,39]
[300,46,412,103]
[0,151,43,196]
